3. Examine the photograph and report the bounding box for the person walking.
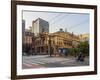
[77,52,85,62]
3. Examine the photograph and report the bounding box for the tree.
[69,47,80,56]
[78,41,89,56]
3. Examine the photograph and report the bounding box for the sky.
[22,10,90,35]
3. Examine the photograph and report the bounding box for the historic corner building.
[34,29,80,55]
[22,18,89,55]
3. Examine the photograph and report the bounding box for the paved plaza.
[22,55,89,69]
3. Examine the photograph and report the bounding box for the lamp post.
[48,35,52,57]
[32,34,35,55]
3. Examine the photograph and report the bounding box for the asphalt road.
[22,55,89,69]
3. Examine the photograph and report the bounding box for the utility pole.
[48,35,52,57]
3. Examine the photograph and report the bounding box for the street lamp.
[48,35,52,57]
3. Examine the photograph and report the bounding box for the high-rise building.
[32,18,49,36]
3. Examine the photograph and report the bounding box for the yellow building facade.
[34,31,80,55]
[79,33,89,42]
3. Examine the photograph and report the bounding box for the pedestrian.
[80,54,85,62]
[77,52,82,61]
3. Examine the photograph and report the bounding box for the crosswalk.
[22,60,45,69]
[22,58,75,69]
[22,55,89,69]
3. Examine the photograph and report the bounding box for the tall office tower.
[32,18,49,36]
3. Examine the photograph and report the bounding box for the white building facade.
[32,18,49,36]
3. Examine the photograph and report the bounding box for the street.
[22,55,89,69]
